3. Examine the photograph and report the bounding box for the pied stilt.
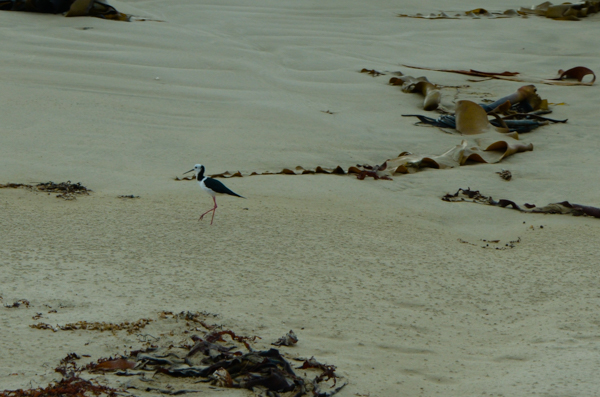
[184,164,244,225]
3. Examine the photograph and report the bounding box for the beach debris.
[360,68,386,77]
[3,299,30,308]
[174,136,532,182]
[30,318,152,334]
[117,194,140,199]
[20,311,347,396]
[402,64,596,86]
[397,1,600,21]
[0,353,121,397]
[404,85,568,134]
[321,110,337,114]
[0,0,131,21]
[0,181,91,200]
[497,169,512,180]
[458,237,521,249]
[389,75,441,110]
[272,330,299,346]
[519,1,600,20]
[442,188,600,218]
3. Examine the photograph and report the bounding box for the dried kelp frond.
[360,68,386,77]
[0,376,120,397]
[1,181,91,200]
[442,188,600,218]
[519,1,600,20]
[272,330,298,347]
[0,353,120,397]
[30,318,152,334]
[403,64,596,86]
[552,66,596,84]
[174,136,531,182]
[389,75,441,110]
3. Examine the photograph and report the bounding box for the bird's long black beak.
[183,169,195,174]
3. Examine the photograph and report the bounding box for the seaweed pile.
[0,181,90,200]
[442,188,600,219]
[4,311,346,397]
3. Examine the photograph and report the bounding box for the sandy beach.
[1,1,600,396]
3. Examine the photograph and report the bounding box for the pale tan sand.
[1,1,600,396]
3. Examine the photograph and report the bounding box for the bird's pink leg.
[199,197,218,224]
[210,197,217,225]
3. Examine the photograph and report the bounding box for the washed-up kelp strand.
[519,1,600,20]
[442,188,600,218]
[398,8,522,19]
[0,181,91,200]
[0,353,120,397]
[30,318,152,333]
[174,138,531,182]
[0,0,131,21]
[402,64,596,86]
[389,75,441,110]
[360,68,386,77]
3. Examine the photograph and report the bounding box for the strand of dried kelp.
[174,138,531,182]
[30,318,152,334]
[0,181,91,199]
[402,65,595,86]
[442,188,600,218]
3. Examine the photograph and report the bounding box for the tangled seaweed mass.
[3,311,346,397]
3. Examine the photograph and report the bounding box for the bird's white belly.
[199,180,217,197]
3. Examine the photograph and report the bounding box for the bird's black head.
[184,164,205,179]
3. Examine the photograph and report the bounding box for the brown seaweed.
[442,188,600,218]
[402,64,596,86]
[389,75,441,110]
[30,318,152,334]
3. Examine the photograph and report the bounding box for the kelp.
[0,353,120,397]
[442,188,600,218]
[0,0,153,21]
[22,311,346,396]
[174,135,532,181]
[404,85,567,134]
[0,181,91,200]
[389,75,441,110]
[132,331,346,396]
[398,1,600,21]
[519,1,600,20]
[30,318,152,333]
[402,65,596,86]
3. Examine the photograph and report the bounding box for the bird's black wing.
[204,178,244,198]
